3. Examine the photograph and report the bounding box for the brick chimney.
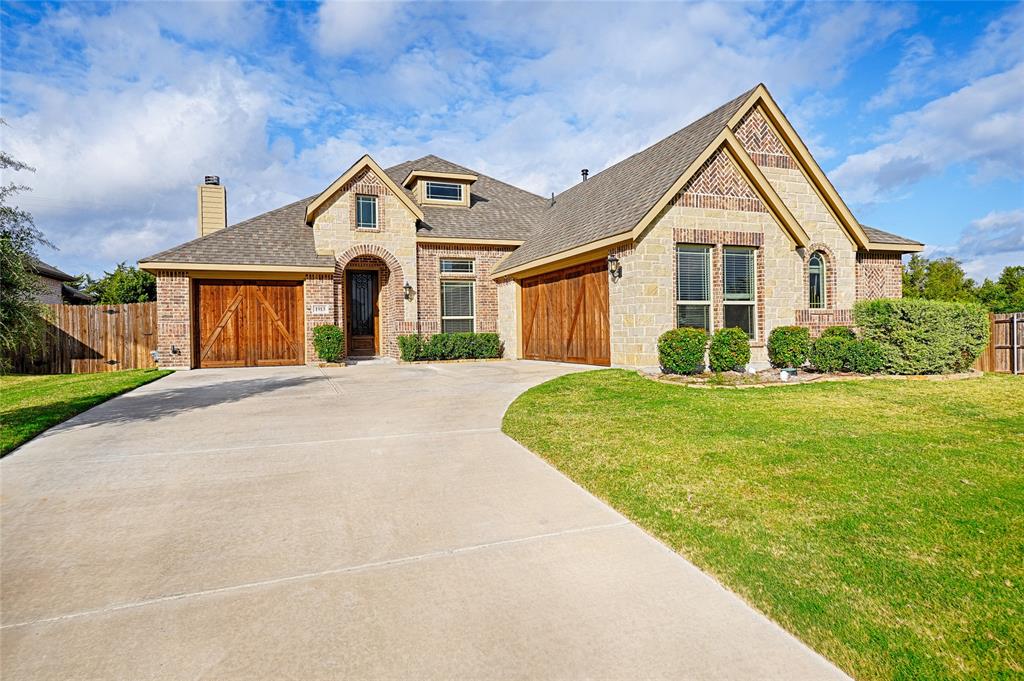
[197,175,226,237]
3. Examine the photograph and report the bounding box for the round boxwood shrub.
[708,327,750,372]
[312,324,345,362]
[847,339,883,374]
[658,327,707,374]
[767,325,810,368]
[809,336,850,372]
[820,325,856,340]
[854,298,989,374]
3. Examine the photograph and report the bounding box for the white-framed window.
[441,280,475,333]
[440,258,474,274]
[425,181,463,202]
[723,246,756,338]
[808,251,826,309]
[356,195,377,229]
[676,245,711,332]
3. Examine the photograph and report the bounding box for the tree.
[82,263,156,304]
[976,266,1024,313]
[902,255,976,302]
[0,130,50,367]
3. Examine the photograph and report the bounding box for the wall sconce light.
[403,282,415,300]
[607,253,622,281]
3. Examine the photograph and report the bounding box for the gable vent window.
[425,181,463,202]
[441,281,475,333]
[356,195,378,229]
[440,258,474,274]
[676,245,711,332]
[723,246,756,339]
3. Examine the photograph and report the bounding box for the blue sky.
[2,1,1022,280]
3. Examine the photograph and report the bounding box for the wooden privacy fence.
[975,312,1023,374]
[8,303,158,374]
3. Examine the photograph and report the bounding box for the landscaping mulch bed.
[646,368,983,389]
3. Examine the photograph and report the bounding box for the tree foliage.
[0,129,50,367]
[79,263,156,304]
[903,255,1023,312]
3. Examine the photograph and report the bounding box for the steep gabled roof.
[385,155,548,242]
[492,88,756,273]
[30,258,76,282]
[140,196,334,269]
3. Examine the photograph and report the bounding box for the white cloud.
[866,35,936,111]
[314,1,400,57]
[927,209,1024,279]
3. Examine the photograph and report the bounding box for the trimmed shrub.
[708,327,751,372]
[398,332,502,361]
[809,336,850,372]
[847,339,884,374]
[658,328,707,374]
[854,298,989,374]
[312,325,345,362]
[767,326,810,368]
[820,325,856,340]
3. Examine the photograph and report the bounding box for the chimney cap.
[581,168,589,181]
[204,175,221,186]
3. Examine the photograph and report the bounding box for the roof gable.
[305,155,423,223]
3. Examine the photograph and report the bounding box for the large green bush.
[847,339,884,374]
[854,298,989,374]
[767,326,810,368]
[708,327,750,372]
[809,336,850,372]
[658,328,707,374]
[820,325,856,340]
[398,332,502,361]
[312,325,344,362]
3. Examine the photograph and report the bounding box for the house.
[30,259,94,305]
[139,84,922,371]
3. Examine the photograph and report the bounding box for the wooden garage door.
[194,280,304,368]
[521,260,610,366]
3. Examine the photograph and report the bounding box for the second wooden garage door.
[521,260,610,366]
[194,280,304,368]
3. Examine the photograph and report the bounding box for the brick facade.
[675,149,767,213]
[733,106,797,169]
[857,252,903,300]
[35,276,63,304]
[155,271,191,369]
[794,308,854,337]
[304,274,335,362]
[415,242,515,337]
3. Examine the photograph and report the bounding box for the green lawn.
[503,370,1024,681]
[1,370,171,456]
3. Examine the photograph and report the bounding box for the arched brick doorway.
[336,245,405,358]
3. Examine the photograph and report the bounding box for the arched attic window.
[809,251,827,309]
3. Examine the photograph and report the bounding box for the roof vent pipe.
[581,169,589,182]
[550,192,555,207]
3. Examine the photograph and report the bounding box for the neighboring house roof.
[140,196,335,270]
[859,224,923,246]
[61,283,94,304]
[385,155,548,241]
[495,88,756,273]
[30,258,76,282]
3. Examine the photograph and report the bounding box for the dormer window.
[424,181,463,202]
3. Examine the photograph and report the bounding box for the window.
[441,281,474,333]
[425,181,463,202]
[440,258,474,274]
[723,247,756,338]
[809,251,826,309]
[676,245,711,332]
[356,195,377,229]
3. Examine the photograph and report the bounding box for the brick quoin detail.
[155,271,191,368]
[416,243,515,336]
[344,168,388,233]
[335,243,408,359]
[795,308,854,337]
[733,107,797,170]
[674,149,767,213]
[857,252,903,300]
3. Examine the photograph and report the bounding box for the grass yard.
[503,370,1024,681]
[0,370,171,456]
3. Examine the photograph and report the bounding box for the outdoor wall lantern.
[403,281,415,300]
[607,253,622,281]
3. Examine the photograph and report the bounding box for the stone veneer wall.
[155,271,191,369]
[496,277,518,359]
[415,242,515,337]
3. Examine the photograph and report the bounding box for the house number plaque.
[311,304,331,315]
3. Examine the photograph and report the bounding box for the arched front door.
[346,269,379,356]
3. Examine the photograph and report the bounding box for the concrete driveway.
[1,361,846,680]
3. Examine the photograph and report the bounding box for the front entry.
[346,270,379,356]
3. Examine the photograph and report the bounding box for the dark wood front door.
[346,270,379,356]
[194,280,304,368]
[521,260,610,366]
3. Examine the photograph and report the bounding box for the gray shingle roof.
[384,155,548,241]
[30,258,75,282]
[140,196,335,268]
[492,88,756,273]
[860,224,923,246]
